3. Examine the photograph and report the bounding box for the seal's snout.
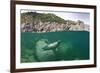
[57,40,61,44]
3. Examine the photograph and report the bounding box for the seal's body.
[42,40,61,50]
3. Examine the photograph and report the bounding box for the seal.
[42,40,61,51]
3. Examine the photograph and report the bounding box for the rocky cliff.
[21,12,89,32]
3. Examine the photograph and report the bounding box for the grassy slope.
[21,12,68,24]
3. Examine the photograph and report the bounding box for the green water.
[21,31,89,63]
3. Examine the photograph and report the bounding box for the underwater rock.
[57,42,76,60]
[35,39,56,61]
[35,39,77,61]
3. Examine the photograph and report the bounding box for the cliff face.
[21,12,89,32]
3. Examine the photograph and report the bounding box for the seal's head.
[57,40,61,45]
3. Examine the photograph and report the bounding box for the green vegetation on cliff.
[21,12,67,24]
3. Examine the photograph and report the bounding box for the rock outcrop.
[21,12,89,32]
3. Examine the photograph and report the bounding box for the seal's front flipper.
[42,46,50,50]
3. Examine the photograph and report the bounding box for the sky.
[21,10,90,24]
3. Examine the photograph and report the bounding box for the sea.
[21,31,89,63]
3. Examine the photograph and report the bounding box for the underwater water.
[21,31,89,63]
